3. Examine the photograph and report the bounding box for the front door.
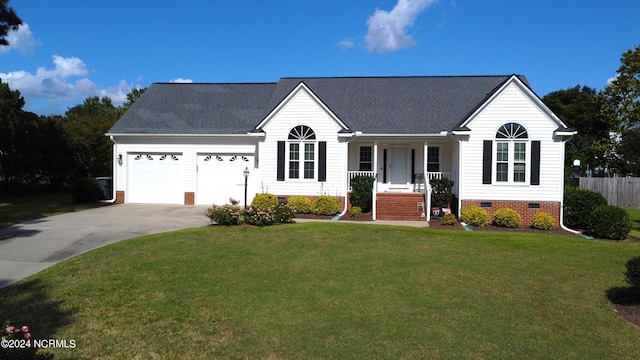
[390,147,408,185]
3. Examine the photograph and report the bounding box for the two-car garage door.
[126,152,254,205]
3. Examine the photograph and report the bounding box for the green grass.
[627,208,640,239]
[2,223,640,359]
[0,192,102,229]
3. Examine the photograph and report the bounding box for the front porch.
[344,138,458,222]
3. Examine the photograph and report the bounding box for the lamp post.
[243,167,250,209]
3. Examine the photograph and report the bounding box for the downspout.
[452,135,463,219]
[558,137,581,234]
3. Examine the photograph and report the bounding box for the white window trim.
[493,123,530,185]
[494,140,530,184]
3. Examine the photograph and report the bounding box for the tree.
[64,96,125,178]
[603,44,640,175]
[33,115,76,190]
[123,87,146,109]
[0,78,27,191]
[543,86,613,176]
[0,0,22,46]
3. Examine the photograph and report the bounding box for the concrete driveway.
[0,204,210,289]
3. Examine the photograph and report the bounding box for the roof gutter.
[106,133,259,138]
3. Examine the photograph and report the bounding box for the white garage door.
[197,154,254,206]
[128,153,183,204]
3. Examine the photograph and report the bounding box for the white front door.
[390,147,408,185]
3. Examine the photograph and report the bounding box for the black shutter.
[531,141,541,185]
[277,141,285,181]
[383,149,387,183]
[411,148,416,183]
[482,140,492,184]
[318,141,327,182]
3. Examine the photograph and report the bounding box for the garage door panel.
[128,153,183,204]
[197,154,253,206]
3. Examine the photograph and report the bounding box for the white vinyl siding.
[258,87,346,196]
[459,81,565,202]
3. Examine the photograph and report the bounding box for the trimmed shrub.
[251,193,279,211]
[350,175,375,212]
[287,195,312,214]
[625,256,640,288]
[493,208,522,228]
[430,177,454,208]
[313,196,341,216]
[531,211,556,230]
[587,205,631,240]
[442,212,457,226]
[564,187,607,229]
[460,205,490,227]
[349,206,362,218]
[71,178,103,203]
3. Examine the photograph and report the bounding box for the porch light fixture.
[243,167,250,209]
[118,154,123,166]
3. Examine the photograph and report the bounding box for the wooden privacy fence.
[579,177,640,209]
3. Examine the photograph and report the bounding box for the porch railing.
[347,171,376,191]
[426,172,452,180]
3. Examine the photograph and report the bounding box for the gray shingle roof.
[108,75,528,135]
[108,82,277,135]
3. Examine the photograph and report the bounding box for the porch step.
[376,192,427,221]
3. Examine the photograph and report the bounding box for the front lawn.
[627,208,640,239]
[2,223,640,359]
[0,192,102,230]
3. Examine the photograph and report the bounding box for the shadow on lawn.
[607,286,640,305]
[0,279,75,359]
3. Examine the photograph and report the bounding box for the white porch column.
[372,141,378,220]
[424,141,430,222]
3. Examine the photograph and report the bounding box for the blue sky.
[1,0,639,116]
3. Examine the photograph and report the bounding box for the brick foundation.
[376,193,426,221]
[115,191,125,204]
[184,192,195,205]
[461,200,560,226]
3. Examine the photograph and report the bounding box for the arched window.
[495,123,528,183]
[288,125,316,179]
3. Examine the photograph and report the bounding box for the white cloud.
[337,39,355,50]
[0,23,38,55]
[365,0,437,53]
[0,55,137,115]
[170,78,193,83]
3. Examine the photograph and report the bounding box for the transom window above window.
[288,125,316,140]
[496,123,528,139]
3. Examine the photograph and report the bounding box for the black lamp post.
[243,167,250,209]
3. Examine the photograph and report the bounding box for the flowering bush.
[245,203,296,226]
[275,203,296,224]
[205,202,242,226]
[3,322,31,340]
[245,206,276,226]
